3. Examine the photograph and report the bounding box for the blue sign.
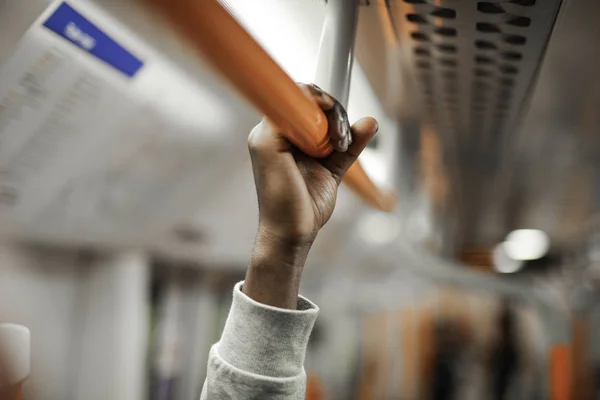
[43,2,144,78]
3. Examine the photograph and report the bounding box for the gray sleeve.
[200,281,319,399]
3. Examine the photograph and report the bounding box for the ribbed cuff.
[218,281,319,378]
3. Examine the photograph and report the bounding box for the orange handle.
[549,344,572,400]
[146,0,396,211]
[345,163,396,211]
[146,0,331,158]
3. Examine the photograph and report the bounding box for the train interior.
[0,0,599,399]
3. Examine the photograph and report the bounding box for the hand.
[248,83,378,244]
[244,83,378,308]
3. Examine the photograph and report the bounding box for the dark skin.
[243,83,378,309]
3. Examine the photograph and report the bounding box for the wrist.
[254,225,315,262]
[256,220,317,249]
[243,227,314,309]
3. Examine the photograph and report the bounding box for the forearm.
[243,227,313,309]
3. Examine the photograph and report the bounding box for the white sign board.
[0,0,230,246]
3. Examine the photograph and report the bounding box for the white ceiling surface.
[0,0,399,269]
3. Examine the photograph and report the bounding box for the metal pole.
[315,0,360,108]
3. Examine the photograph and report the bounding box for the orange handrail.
[145,0,396,212]
[549,344,572,400]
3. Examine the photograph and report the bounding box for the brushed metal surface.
[395,0,562,253]
[355,1,600,262]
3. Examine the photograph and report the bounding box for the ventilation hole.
[475,55,494,65]
[435,27,458,37]
[477,22,501,33]
[472,96,486,104]
[442,70,458,79]
[504,34,527,45]
[498,90,512,102]
[477,2,505,14]
[444,83,458,93]
[473,80,490,90]
[439,58,458,67]
[431,7,457,19]
[475,40,497,50]
[506,16,532,27]
[414,47,431,56]
[417,60,431,69]
[500,64,519,75]
[437,44,457,53]
[501,51,523,61]
[474,68,492,77]
[407,14,428,24]
[499,77,515,86]
[404,0,427,3]
[510,0,536,6]
[411,32,430,42]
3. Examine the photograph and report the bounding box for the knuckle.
[247,122,266,152]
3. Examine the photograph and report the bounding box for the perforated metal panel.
[395,0,561,148]
[369,0,563,250]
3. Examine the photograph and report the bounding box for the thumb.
[322,117,378,184]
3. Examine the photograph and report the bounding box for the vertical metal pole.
[315,0,360,108]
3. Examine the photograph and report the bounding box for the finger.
[247,119,299,204]
[322,117,378,184]
[298,83,335,110]
[298,83,352,153]
[247,118,293,160]
[325,101,351,153]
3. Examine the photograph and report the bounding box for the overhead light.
[503,229,550,261]
[492,244,524,274]
[358,212,400,245]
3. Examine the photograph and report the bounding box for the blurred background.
[0,0,599,399]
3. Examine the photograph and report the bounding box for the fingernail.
[345,124,352,143]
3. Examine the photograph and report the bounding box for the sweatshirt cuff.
[217,281,319,378]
